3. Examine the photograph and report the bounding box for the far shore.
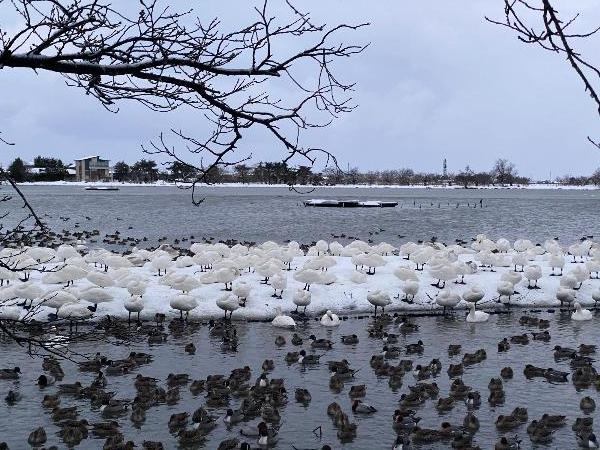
[10,180,600,191]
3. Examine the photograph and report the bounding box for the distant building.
[74,156,111,182]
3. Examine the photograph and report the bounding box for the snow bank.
[1,238,599,323]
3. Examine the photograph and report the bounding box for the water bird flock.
[0,234,600,446]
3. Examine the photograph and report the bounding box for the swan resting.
[572,302,592,321]
[466,303,489,323]
[271,307,296,329]
[320,310,340,327]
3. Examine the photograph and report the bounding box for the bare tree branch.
[0,0,368,198]
[487,0,600,147]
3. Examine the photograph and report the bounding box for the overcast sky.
[1,0,600,179]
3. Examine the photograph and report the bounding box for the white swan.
[367,290,391,315]
[524,265,542,288]
[436,289,460,314]
[462,286,485,304]
[466,303,489,323]
[271,307,296,329]
[126,279,147,297]
[215,293,239,319]
[124,295,144,323]
[86,271,114,288]
[556,287,576,307]
[170,294,198,319]
[402,280,419,301]
[293,289,311,313]
[233,281,251,307]
[572,302,592,321]
[270,273,287,299]
[320,310,340,327]
[57,302,93,331]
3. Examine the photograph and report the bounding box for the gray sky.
[1,0,600,179]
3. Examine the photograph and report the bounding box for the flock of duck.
[1,234,600,447]
[1,305,599,449]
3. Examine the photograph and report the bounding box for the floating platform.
[84,186,120,191]
[303,199,398,208]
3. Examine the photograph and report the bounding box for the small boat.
[84,186,120,191]
[303,199,398,208]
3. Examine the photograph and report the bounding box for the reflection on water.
[0,311,599,448]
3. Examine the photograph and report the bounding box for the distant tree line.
[7,156,68,182]
[5,156,600,187]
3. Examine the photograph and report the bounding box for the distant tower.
[442,158,448,178]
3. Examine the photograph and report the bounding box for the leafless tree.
[492,158,517,184]
[487,0,600,147]
[0,0,368,203]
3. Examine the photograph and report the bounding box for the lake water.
[0,311,598,449]
[2,185,600,448]
[5,185,600,248]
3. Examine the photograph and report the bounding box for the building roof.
[74,155,108,161]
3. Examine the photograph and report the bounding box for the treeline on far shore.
[6,156,600,187]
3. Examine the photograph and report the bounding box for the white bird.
[14,282,43,309]
[556,287,576,307]
[320,310,340,327]
[213,267,238,291]
[435,289,461,315]
[548,254,565,276]
[57,302,93,332]
[216,293,239,319]
[466,303,489,323]
[462,286,485,305]
[429,264,456,289]
[512,253,528,272]
[170,294,198,320]
[56,264,88,286]
[367,290,391,316]
[126,279,147,297]
[233,281,251,307]
[496,281,515,305]
[350,271,367,284]
[271,273,287,299]
[292,289,311,313]
[524,265,542,289]
[171,275,200,294]
[572,302,592,321]
[79,287,112,312]
[124,295,144,324]
[401,280,419,302]
[271,306,296,329]
[0,305,21,322]
[362,253,386,275]
[151,255,173,276]
[293,269,322,291]
[41,290,77,319]
[501,271,522,286]
[86,271,114,288]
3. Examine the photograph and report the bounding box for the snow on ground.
[14,180,600,190]
[1,238,599,324]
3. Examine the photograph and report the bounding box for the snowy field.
[1,236,600,324]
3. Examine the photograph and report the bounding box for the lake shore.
[12,180,600,190]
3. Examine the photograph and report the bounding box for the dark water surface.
[0,311,599,449]
[6,185,600,247]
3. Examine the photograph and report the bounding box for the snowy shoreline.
[1,237,599,324]
[11,180,600,191]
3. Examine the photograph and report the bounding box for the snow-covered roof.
[74,155,108,161]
